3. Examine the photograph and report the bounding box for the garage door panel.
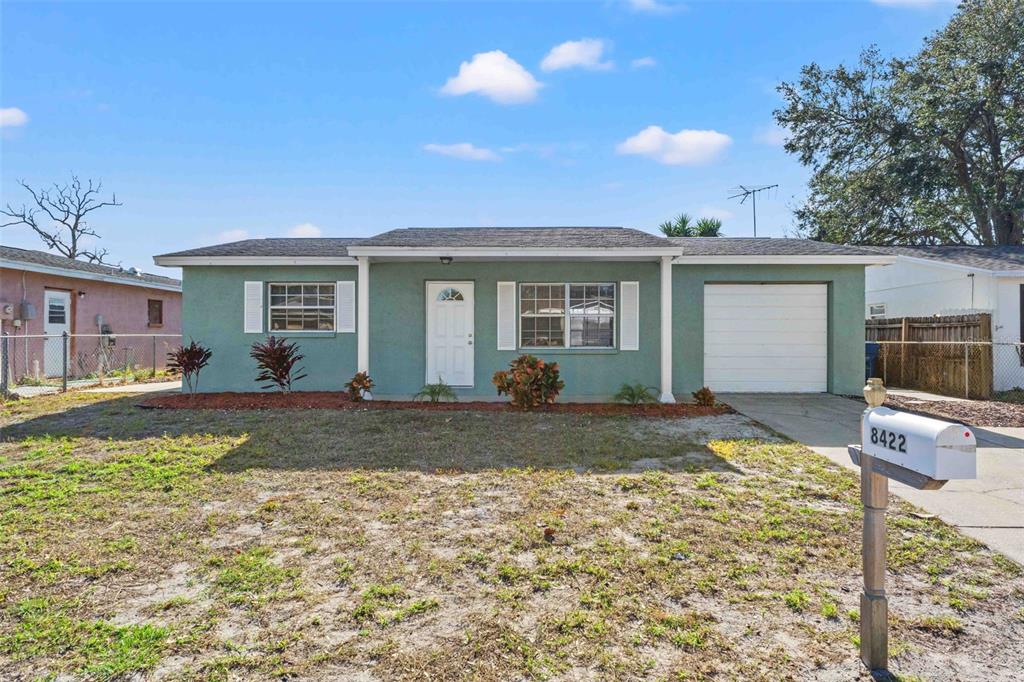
[705,319,827,334]
[705,343,827,358]
[703,284,827,393]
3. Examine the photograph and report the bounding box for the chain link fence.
[1,333,182,396]
[866,340,1024,400]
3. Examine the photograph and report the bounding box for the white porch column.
[659,255,675,403]
[357,256,370,374]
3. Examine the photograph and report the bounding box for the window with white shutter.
[496,281,516,350]
[620,281,639,351]
[336,280,356,333]
[243,281,264,334]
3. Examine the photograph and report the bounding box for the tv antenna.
[728,184,778,237]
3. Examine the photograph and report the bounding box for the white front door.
[426,281,474,386]
[43,290,71,377]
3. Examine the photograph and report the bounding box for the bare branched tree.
[1,176,122,264]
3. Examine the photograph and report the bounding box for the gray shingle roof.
[670,237,883,256]
[156,230,888,261]
[156,238,360,258]
[353,227,673,248]
[868,245,1024,272]
[1,245,181,288]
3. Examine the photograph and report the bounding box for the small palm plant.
[614,383,659,406]
[694,217,723,237]
[658,213,694,237]
[414,379,458,403]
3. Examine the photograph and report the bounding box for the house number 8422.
[870,427,907,454]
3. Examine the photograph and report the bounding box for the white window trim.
[518,282,617,350]
[868,303,887,319]
[266,281,339,334]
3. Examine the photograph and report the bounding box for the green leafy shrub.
[166,340,212,397]
[614,383,658,406]
[414,380,458,402]
[492,354,564,409]
[250,336,307,392]
[692,386,716,407]
[346,371,374,401]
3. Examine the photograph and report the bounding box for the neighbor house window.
[519,283,616,349]
[868,303,886,319]
[148,299,163,326]
[268,283,335,331]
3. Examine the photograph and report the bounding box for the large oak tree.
[776,0,1024,245]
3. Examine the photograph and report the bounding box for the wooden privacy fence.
[865,314,993,399]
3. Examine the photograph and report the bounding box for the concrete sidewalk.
[721,393,1024,565]
[83,380,181,394]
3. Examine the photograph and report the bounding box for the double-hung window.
[268,283,336,331]
[519,283,616,349]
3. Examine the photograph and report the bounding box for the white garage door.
[703,284,828,392]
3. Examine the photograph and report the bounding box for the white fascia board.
[345,246,682,260]
[990,270,1024,278]
[891,254,995,275]
[152,256,359,267]
[1,258,182,292]
[671,255,896,265]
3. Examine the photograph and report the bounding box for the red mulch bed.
[140,391,731,417]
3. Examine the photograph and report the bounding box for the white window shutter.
[244,281,263,334]
[497,281,517,350]
[620,281,639,351]
[336,280,356,333]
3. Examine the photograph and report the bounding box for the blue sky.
[2,0,956,275]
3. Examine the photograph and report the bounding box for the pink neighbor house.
[1,245,181,380]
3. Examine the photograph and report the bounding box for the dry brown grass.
[0,392,1022,681]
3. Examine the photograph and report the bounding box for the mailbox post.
[849,378,977,673]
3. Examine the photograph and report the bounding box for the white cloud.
[755,123,788,147]
[0,107,29,127]
[440,50,542,104]
[541,39,613,72]
[288,222,322,238]
[217,229,249,242]
[625,0,683,14]
[630,57,657,69]
[697,205,734,221]
[616,126,732,165]
[424,142,501,161]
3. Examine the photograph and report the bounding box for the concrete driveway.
[722,393,1024,565]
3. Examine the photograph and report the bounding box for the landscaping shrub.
[414,380,458,402]
[692,386,716,407]
[166,340,212,397]
[250,336,307,392]
[614,383,658,406]
[492,354,564,409]
[346,371,374,401]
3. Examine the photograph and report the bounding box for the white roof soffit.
[1,258,182,292]
[893,253,1024,277]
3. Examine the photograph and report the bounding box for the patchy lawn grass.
[1,392,1022,681]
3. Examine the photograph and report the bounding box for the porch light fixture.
[440,256,453,265]
[77,291,86,299]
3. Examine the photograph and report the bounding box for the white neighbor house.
[865,246,1024,391]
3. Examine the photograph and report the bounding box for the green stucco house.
[154,227,892,400]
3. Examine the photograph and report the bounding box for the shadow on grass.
[1,394,741,474]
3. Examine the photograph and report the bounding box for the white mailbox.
[862,407,976,481]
